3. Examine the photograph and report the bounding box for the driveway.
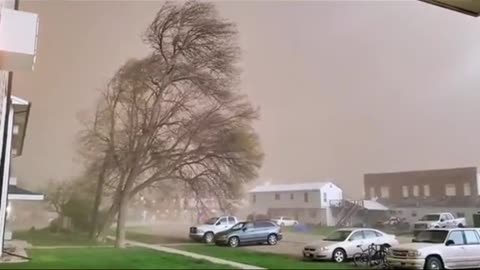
[129,222,413,257]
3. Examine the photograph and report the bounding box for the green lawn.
[182,245,353,269]
[13,229,106,246]
[0,247,233,269]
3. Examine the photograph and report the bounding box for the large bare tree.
[79,1,263,247]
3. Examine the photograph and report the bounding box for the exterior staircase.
[331,199,364,227]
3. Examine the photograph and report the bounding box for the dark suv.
[213,220,282,247]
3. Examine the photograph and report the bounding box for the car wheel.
[425,256,444,270]
[458,223,464,228]
[267,234,278,245]
[203,232,214,244]
[332,248,346,263]
[228,236,240,248]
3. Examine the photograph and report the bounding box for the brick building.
[364,167,480,225]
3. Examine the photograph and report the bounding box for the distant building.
[365,167,480,207]
[249,182,343,226]
[364,167,480,225]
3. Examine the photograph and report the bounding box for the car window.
[217,217,228,225]
[254,221,274,228]
[228,217,235,224]
[349,231,364,241]
[464,231,480,244]
[245,222,254,229]
[363,230,378,239]
[374,231,383,237]
[445,214,453,220]
[447,231,465,245]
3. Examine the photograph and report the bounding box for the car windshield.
[204,217,219,225]
[231,222,247,230]
[412,230,448,243]
[420,214,440,221]
[324,230,352,242]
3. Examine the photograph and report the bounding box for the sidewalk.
[107,237,264,269]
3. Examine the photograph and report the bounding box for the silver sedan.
[303,228,399,263]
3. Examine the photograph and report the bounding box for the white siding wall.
[250,190,321,214]
[320,183,343,208]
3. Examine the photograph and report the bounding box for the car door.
[363,230,380,245]
[444,230,468,269]
[346,230,365,256]
[461,230,480,268]
[240,222,255,243]
[444,214,454,228]
[227,216,236,229]
[216,217,229,232]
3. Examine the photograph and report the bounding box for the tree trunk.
[89,154,108,239]
[115,192,129,248]
[95,202,119,242]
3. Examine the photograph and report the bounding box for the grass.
[0,247,234,269]
[182,245,354,269]
[13,229,107,246]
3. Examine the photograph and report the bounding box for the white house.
[249,182,343,226]
[0,0,41,257]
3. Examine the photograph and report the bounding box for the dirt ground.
[130,222,412,257]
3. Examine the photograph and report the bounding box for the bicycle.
[353,243,376,268]
[353,243,390,269]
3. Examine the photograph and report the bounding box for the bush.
[63,196,92,232]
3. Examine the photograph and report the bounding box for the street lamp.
[419,0,480,17]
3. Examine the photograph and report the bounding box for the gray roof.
[250,182,331,193]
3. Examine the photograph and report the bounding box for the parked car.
[388,228,480,269]
[213,220,282,247]
[414,213,465,231]
[189,215,238,244]
[272,216,299,226]
[303,228,398,263]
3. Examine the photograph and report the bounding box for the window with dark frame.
[275,193,280,200]
[304,192,309,203]
[290,193,294,200]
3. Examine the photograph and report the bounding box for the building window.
[445,184,456,196]
[290,193,294,200]
[275,193,280,200]
[457,212,465,218]
[380,186,390,198]
[309,209,316,218]
[464,183,471,196]
[424,185,430,197]
[413,185,419,197]
[402,186,409,198]
[369,187,375,199]
[323,192,327,203]
[252,194,256,203]
[304,192,309,203]
[411,211,417,217]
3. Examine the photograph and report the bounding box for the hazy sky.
[13,0,480,197]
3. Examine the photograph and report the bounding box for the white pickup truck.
[414,213,466,231]
[189,215,238,243]
[388,228,480,269]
